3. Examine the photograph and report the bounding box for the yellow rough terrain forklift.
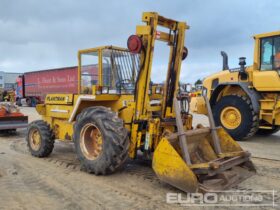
[26,12,255,193]
[191,31,280,141]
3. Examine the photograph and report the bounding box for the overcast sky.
[0,0,279,83]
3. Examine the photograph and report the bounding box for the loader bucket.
[152,127,256,193]
[152,137,199,192]
[0,103,28,130]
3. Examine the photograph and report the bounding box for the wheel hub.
[220,106,242,129]
[29,129,41,151]
[80,123,103,160]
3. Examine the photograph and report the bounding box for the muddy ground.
[0,107,279,210]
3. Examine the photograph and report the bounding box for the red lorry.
[16,66,78,106]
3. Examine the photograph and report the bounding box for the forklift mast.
[127,12,189,120]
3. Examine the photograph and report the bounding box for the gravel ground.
[0,107,279,210]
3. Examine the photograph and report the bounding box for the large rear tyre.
[257,126,280,136]
[213,95,258,141]
[26,120,55,157]
[73,106,129,175]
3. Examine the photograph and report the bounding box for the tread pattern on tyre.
[73,106,129,175]
[26,120,55,157]
[213,94,258,140]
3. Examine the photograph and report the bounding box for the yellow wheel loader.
[26,12,255,193]
[191,31,280,141]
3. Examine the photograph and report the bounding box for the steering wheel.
[116,79,132,90]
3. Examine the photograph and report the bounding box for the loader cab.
[252,31,280,91]
[78,46,139,95]
[259,35,280,71]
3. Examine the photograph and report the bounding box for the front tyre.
[213,95,258,141]
[73,107,129,175]
[26,120,55,157]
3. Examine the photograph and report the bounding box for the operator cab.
[78,46,140,95]
[260,34,280,71]
[253,31,280,91]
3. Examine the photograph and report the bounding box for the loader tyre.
[26,120,55,157]
[257,126,280,136]
[73,106,129,175]
[213,95,258,141]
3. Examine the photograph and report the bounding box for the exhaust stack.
[221,51,229,70]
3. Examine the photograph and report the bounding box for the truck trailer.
[16,66,79,106]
